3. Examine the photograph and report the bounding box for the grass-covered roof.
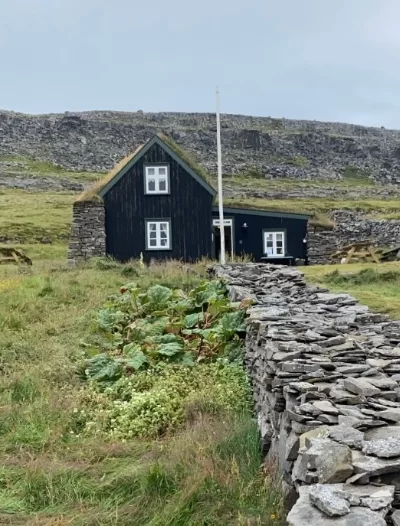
[75,133,214,203]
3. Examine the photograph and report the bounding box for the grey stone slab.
[308,484,350,517]
[377,408,400,422]
[363,376,399,390]
[353,454,400,479]
[286,409,314,423]
[329,425,364,448]
[367,358,393,369]
[313,400,339,415]
[343,377,381,397]
[319,335,347,348]
[362,437,400,458]
[281,362,320,373]
[337,364,370,374]
[330,387,363,403]
[288,381,318,393]
[306,438,354,483]
[287,487,387,526]
[318,414,339,425]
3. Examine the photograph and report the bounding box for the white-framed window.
[144,165,169,194]
[146,220,171,250]
[263,231,285,257]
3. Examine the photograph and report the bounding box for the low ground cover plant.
[76,278,252,439]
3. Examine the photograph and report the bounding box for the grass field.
[2,238,400,524]
[0,190,75,243]
[0,259,283,525]
[303,261,400,318]
[0,155,103,182]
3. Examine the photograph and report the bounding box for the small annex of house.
[67,134,310,264]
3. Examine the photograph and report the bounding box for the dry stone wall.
[213,263,400,525]
[67,201,106,264]
[307,211,400,265]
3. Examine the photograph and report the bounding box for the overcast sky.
[1,0,400,127]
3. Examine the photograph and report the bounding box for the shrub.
[74,362,251,439]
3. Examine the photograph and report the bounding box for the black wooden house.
[70,134,309,264]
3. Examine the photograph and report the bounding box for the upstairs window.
[145,165,169,194]
[263,231,285,257]
[146,220,171,250]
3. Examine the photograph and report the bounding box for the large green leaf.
[127,317,169,343]
[124,349,148,370]
[156,342,184,356]
[142,285,173,312]
[192,280,227,307]
[183,312,204,328]
[85,354,123,382]
[97,308,126,332]
[215,311,246,340]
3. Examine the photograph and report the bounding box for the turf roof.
[75,133,215,202]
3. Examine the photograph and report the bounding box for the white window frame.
[263,230,286,257]
[145,220,171,250]
[144,165,169,194]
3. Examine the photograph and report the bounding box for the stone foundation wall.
[213,263,400,525]
[307,211,400,265]
[67,201,106,264]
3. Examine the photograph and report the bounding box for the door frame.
[212,217,234,260]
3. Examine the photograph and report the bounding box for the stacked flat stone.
[212,263,400,526]
[67,201,106,264]
[307,210,400,265]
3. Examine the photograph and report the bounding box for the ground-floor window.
[263,230,285,257]
[146,220,171,250]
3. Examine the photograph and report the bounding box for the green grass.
[0,189,75,243]
[0,154,103,181]
[222,196,400,216]
[0,259,284,525]
[222,175,376,190]
[303,261,400,318]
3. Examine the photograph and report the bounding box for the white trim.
[212,218,233,228]
[146,221,171,250]
[213,218,234,260]
[145,165,169,194]
[263,231,285,257]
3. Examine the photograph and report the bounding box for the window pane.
[276,240,283,247]
[150,231,157,240]
[276,233,283,241]
[160,238,168,246]
[160,223,168,232]
[158,167,166,175]
[159,179,167,191]
[267,241,273,248]
[149,238,157,247]
[149,223,156,231]
[277,247,283,254]
[266,233,273,241]
[266,246,273,255]
[147,168,155,175]
[148,179,156,191]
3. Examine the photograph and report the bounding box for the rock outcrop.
[2,110,400,183]
[212,263,400,525]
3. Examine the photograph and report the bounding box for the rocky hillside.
[1,110,400,184]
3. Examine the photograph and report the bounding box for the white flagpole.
[216,87,226,264]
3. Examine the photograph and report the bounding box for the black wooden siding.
[104,143,214,262]
[212,209,308,261]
